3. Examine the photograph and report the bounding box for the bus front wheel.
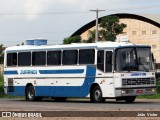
[25,86,42,101]
[90,86,105,103]
[124,96,136,103]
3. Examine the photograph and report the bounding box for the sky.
[0,0,160,47]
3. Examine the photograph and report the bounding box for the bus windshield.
[115,47,153,72]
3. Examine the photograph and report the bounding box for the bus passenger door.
[104,50,114,97]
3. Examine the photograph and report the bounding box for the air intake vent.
[26,39,47,46]
[122,77,155,86]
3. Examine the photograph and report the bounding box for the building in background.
[71,13,160,63]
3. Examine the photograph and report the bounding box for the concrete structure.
[71,13,160,63]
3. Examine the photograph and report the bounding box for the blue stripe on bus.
[4,70,18,75]
[7,65,96,97]
[39,69,84,74]
[4,69,84,75]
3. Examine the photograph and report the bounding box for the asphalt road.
[0,98,160,111]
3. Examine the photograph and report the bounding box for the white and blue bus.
[3,40,156,103]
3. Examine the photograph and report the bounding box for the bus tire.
[124,96,136,103]
[90,86,105,103]
[25,86,37,101]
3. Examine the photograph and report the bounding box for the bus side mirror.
[152,53,155,62]
[151,53,156,70]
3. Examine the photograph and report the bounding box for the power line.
[0,31,74,36]
[105,5,160,12]
[90,9,105,42]
[0,11,91,16]
[0,5,159,16]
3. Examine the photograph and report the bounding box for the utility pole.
[90,9,105,43]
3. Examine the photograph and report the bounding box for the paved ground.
[0,98,160,120]
[0,98,160,111]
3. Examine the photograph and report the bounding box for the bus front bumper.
[115,87,156,96]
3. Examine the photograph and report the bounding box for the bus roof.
[5,42,150,52]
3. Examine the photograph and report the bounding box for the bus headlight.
[121,89,134,95]
[146,88,156,93]
[121,90,126,94]
[121,74,124,77]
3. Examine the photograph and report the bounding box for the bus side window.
[79,49,95,64]
[62,50,78,65]
[7,53,17,66]
[32,51,46,66]
[105,51,112,72]
[97,50,104,71]
[18,52,31,66]
[47,51,61,65]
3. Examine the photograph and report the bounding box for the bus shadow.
[13,98,156,104]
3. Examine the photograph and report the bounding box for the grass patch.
[138,79,160,99]
[0,74,5,97]
[137,93,160,99]
[0,74,19,98]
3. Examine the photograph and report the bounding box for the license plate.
[136,90,144,93]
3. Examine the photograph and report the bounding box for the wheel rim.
[94,89,101,100]
[28,89,34,99]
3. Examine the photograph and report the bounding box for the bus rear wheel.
[124,96,136,103]
[26,86,42,101]
[90,86,105,103]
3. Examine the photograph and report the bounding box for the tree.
[17,42,24,46]
[0,44,4,64]
[63,35,82,44]
[63,15,126,44]
[98,15,127,41]
[82,30,96,43]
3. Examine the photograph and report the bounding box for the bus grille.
[122,77,155,86]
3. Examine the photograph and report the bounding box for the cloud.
[0,0,137,21]
[0,0,52,20]
[24,0,51,20]
[0,0,159,46]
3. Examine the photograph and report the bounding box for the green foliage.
[98,15,127,41]
[83,16,127,42]
[17,42,24,46]
[63,15,127,44]
[156,80,160,93]
[82,30,96,43]
[0,74,22,98]
[0,74,4,97]
[138,79,160,99]
[63,35,82,44]
[138,93,160,99]
[0,44,4,64]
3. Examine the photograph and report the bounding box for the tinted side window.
[62,50,77,65]
[7,53,17,66]
[32,51,46,66]
[18,52,31,66]
[47,51,61,65]
[106,51,112,72]
[97,50,104,71]
[79,49,95,64]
